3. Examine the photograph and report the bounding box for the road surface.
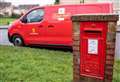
[0,25,12,45]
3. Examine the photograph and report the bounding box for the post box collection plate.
[88,39,98,54]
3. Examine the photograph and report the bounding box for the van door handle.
[38,25,43,28]
[48,25,54,28]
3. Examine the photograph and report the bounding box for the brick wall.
[72,14,119,82]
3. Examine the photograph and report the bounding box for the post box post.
[71,14,119,82]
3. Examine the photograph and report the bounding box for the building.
[18,4,39,13]
[12,4,39,15]
[0,2,13,16]
[60,0,81,4]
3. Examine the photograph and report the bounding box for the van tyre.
[12,35,24,46]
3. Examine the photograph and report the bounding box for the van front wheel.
[12,35,24,46]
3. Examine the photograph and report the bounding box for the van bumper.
[8,33,12,43]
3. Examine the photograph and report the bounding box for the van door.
[21,8,45,44]
[46,20,72,46]
[44,7,72,46]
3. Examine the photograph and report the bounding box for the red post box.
[80,22,107,79]
[71,14,119,82]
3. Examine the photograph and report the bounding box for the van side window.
[26,9,44,23]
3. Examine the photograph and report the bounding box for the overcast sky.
[5,0,55,6]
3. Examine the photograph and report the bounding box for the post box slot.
[83,29,102,34]
[84,30,101,33]
[83,28,103,37]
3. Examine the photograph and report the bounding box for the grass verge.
[0,17,16,25]
[0,46,72,82]
[0,46,119,82]
[113,60,120,82]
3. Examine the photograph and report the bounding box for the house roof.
[0,2,11,10]
[18,4,39,10]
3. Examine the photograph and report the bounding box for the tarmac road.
[0,25,12,45]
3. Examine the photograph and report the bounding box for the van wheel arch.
[11,34,25,46]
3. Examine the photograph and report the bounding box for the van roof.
[30,2,112,10]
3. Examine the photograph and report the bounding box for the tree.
[55,0,59,4]
[80,0,84,3]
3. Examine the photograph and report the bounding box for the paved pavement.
[0,25,12,45]
[0,25,9,29]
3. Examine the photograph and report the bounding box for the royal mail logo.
[30,28,39,35]
[53,8,71,21]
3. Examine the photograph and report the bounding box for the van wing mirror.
[21,17,27,23]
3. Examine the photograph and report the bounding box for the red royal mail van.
[8,3,113,47]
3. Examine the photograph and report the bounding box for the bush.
[0,14,4,18]
[55,0,59,4]
[0,17,16,25]
[11,13,21,18]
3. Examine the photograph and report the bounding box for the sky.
[5,0,55,6]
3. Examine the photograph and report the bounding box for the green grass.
[0,46,72,82]
[113,60,120,82]
[0,17,16,25]
[0,46,119,82]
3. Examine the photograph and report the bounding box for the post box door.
[80,22,107,79]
